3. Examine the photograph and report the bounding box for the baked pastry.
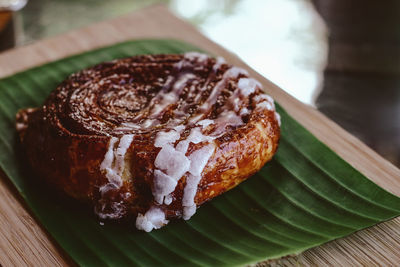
[16,52,280,232]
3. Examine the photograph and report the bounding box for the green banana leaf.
[0,39,399,266]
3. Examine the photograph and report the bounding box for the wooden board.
[0,4,399,266]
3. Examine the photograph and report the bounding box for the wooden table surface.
[0,5,399,266]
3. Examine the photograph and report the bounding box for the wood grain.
[0,4,398,266]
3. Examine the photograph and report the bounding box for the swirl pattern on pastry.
[16,52,280,232]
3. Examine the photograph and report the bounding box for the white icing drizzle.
[115,135,134,176]
[152,125,218,220]
[155,146,190,183]
[152,124,216,207]
[240,107,249,116]
[164,194,173,205]
[173,125,185,132]
[174,52,208,70]
[153,169,180,204]
[148,73,196,119]
[99,137,120,189]
[212,110,244,136]
[136,206,169,232]
[197,119,214,128]
[178,127,214,152]
[96,52,281,230]
[256,101,273,110]
[212,56,226,72]
[182,143,215,220]
[154,129,181,147]
[143,53,281,230]
[96,202,126,220]
[16,122,27,132]
[96,134,134,219]
[254,94,275,109]
[238,78,259,97]
[184,52,209,62]
[152,127,217,220]
[152,127,189,204]
[197,67,248,115]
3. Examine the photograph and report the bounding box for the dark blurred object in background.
[0,11,15,50]
[0,0,27,50]
[312,0,400,166]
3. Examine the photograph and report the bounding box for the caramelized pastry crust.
[16,53,280,231]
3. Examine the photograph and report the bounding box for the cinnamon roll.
[16,52,280,232]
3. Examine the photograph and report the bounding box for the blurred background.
[0,0,399,167]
